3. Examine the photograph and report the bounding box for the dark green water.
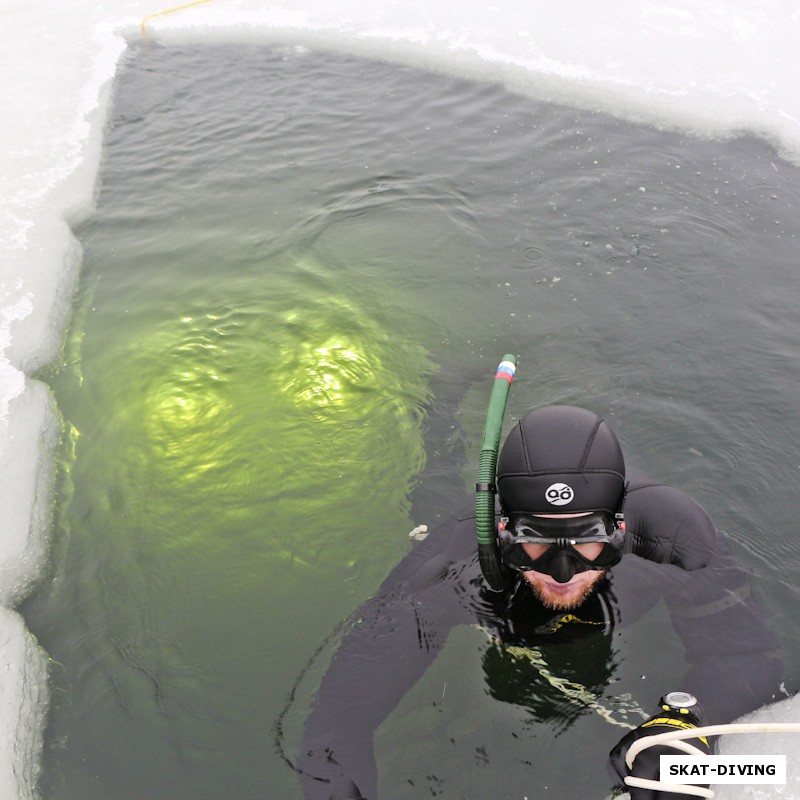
[23,43,800,799]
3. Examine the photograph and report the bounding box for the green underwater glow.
[46,248,435,585]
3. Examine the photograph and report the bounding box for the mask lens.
[509,512,612,541]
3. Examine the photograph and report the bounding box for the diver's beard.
[526,571,606,610]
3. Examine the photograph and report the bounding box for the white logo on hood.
[545,483,574,506]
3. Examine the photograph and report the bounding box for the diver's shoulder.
[624,475,717,570]
[625,475,706,515]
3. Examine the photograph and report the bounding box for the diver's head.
[496,405,625,515]
[495,406,627,588]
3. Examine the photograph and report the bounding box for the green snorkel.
[476,354,517,591]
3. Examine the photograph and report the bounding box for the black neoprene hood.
[496,406,626,515]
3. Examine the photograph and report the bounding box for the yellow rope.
[141,0,214,38]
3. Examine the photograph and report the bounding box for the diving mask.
[498,511,625,583]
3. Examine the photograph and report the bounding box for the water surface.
[23,43,800,799]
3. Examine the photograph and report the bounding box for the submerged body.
[298,477,782,799]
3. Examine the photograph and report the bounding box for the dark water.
[22,43,800,799]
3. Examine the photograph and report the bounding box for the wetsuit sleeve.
[665,532,783,725]
[624,480,716,570]
[298,513,480,800]
[625,480,783,724]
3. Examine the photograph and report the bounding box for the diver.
[297,386,783,799]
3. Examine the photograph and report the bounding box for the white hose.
[624,775,714,797]
[623,722,800,798]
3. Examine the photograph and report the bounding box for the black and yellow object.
[608,691,711,793]
[643,691,708,745]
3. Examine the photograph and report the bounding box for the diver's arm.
[608,482,782,796]
[298,586,449,799]
[298,513,480,800]
[665,532,783,725]
[624,479,782,723]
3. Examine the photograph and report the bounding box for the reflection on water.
[22,44,800,799]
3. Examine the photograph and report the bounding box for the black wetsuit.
[298,479,782,799]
